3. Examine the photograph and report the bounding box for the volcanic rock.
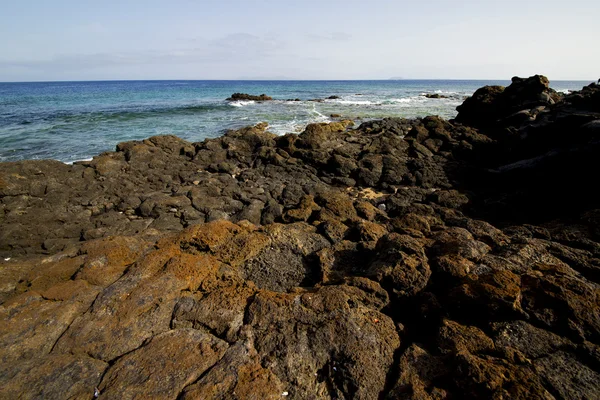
[455,74,561,128]
[1,76,599,399]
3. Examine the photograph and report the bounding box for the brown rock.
[367,233,431,298]
[386,344,448,400]
[283,194,320,222]
[98,329,228,399]
[181,343,285,400]
[0,354,107,399]
[245,285,400,399]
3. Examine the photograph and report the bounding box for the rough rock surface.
[1,76,599,399]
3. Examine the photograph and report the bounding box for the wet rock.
[226,93,273,101]
[423,93,449,99]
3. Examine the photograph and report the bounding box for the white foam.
[557,89,572,94]
[311,104,330,122]
[269,119,305,135]
[229,100,255,107]
[330,100,376,105]
[389,97,427,104]
[64,157,93,165]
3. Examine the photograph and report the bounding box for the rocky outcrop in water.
[226,93,273,101]
[423,93,448,99]
[1,76,599,399]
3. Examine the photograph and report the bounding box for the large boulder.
[455,75,561,128]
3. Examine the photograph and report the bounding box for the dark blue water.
[0,79,590,163]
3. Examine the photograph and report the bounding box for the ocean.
[0,79,591,163]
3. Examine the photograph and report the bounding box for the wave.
[390,98,418,104]
[269,120,305,135]
[64,157,93,165]
[229,100,256,107]
[310,104,330,122]
[556,89,572,94]
[385,97,430,105]
[328,99,378,105]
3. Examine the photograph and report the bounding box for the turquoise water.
[0,79,590,163]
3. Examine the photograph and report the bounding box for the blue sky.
[0,0,598,81]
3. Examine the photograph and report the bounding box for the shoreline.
[1,79,591,164]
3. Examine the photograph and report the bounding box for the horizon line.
[0,77,596,84]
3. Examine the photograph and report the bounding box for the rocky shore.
[1,75,599,399]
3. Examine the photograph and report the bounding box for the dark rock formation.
[455,75,562,128]
[1,75,599,399]
[423,93,448,99]
[226,93,273,101]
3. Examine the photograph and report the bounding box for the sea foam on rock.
[0,75,599,399]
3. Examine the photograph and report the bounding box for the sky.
[0,0,598,81]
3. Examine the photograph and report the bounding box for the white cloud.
[306,32,352,42]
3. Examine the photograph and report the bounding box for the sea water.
[0,79,590,163]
